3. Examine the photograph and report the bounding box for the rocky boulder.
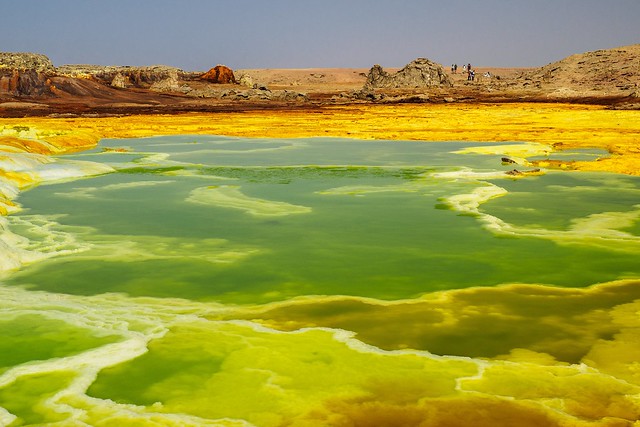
[235,71,254,88]
[201,65,236,84]
[110,73,129,88]
[364,58,452,89]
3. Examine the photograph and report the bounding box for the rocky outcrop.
[56,64,192,89]
[0,50,312,106]
[0,52,55,73]
[516,44,640,96]
[0,52,56,96]
[201,65,236,84]
[188,87,308,101]
[0,69,55,96]
[149,69,184,92]
[364,58,452,89]
[339,89,385,101]
[235,71,254,88]
[110,73,129,88]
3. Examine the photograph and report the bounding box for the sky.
[2,0,639,71]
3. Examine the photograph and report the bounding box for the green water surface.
[8,136,640,303]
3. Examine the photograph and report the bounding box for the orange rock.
[0,69,53,96]
[201,65,236,84]
[0,70,20,94]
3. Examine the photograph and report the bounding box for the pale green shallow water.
[7,137,639,302]
[1,136,640,426]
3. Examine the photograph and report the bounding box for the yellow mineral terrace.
[1,103,639,175]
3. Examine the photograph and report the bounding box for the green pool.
[1,136,639,426]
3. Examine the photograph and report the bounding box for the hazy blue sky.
[2,0,638,70]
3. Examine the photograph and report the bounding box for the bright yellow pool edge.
[1,103,639,175]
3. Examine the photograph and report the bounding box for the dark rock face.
[0,52,55,96]
[201,65,236,84]
[364,58,452,89]
[0,69,53,96]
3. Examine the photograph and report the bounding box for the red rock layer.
[201,65,236,84]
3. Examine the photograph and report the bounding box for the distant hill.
[517,44,640,97]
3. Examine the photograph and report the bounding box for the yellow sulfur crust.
[1,103,638,174]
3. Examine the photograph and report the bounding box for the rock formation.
[0,52,55,73]
[201,65,236,84]
[0,52,56,96]
[150,70,189,93]
[516,44,640,96]
[179,85,290,100]
[56,64,194,89]
[364,58,452,89]
[110,73,129,88]
[235,71,254,88]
